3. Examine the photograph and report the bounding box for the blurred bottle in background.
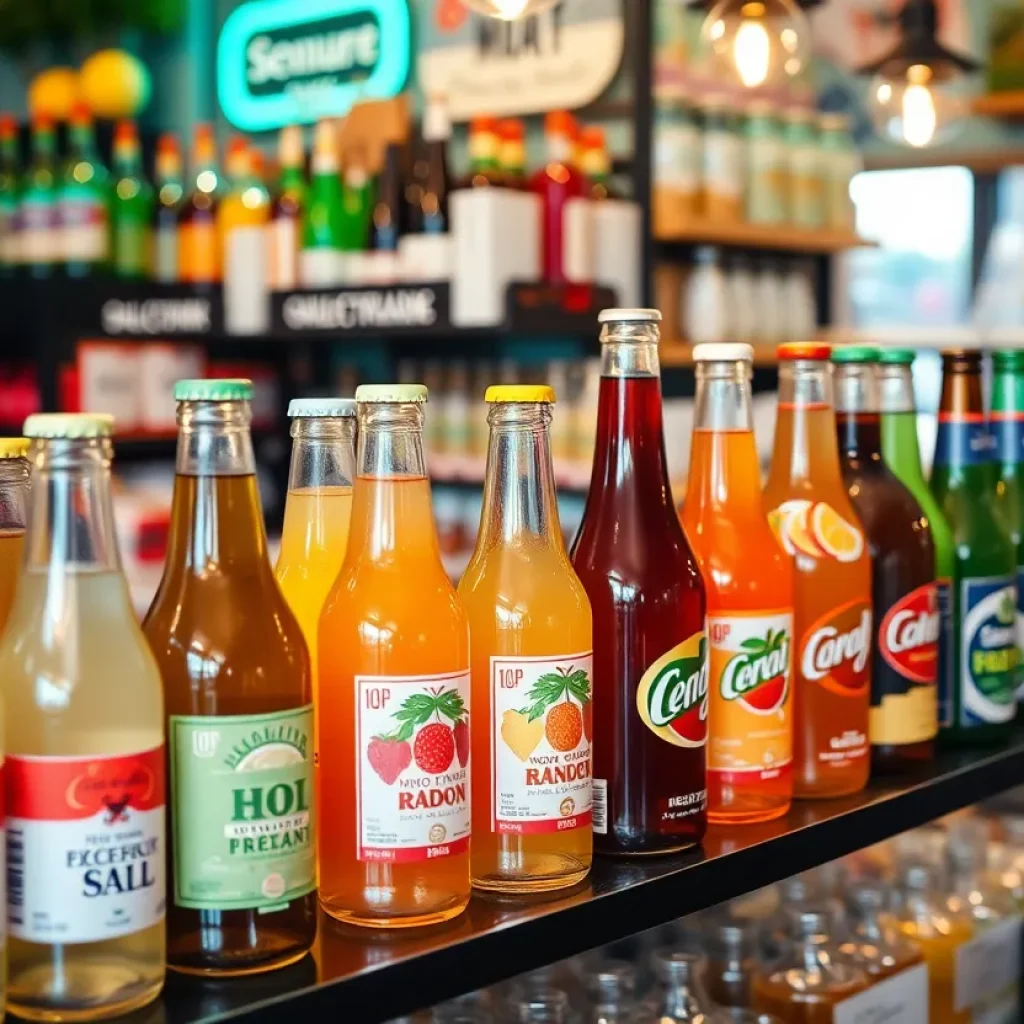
[268,124,306,291]
[111,120,154,280]
[60,103,109,279]
[150,133,183,283]
[178,123,221,284]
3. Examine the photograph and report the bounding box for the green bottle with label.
[879,349,956,730]
[143,379,316,974]
[111,120,154,280]
[929,350,1017,743]
[21,113,59,279]
[991,349,1024,709]
[60,104,110,278]
[301,119,344,287]
[0,115,21,276]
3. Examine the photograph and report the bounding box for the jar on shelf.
[655,87,702,216]
[701,95,744,223]
[784,107,823,230]
[745,100,786,225]
[819,112,861,233]
[685,245,729,345]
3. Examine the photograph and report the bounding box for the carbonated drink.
[0,438,29,635]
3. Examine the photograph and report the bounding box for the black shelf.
[118,732,1024,1024]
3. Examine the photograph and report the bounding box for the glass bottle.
[150,132,184,283]
[0,438,29,633]
[110,120,154,280]
[459,387,592,892]
[752,909,868,1024]
[268,125,306,290]
[60,103,110,278]
[837,882,924,979]
[499,118,527,191]
[0,114,20,275]
[301,119,344,287]
[340,144,374,257]
[372,143,405,255]
[21,113,59,279]
[318,385,471,928]
[571,309,708,855]
[177,123,222,284]
[584,962,639,1024]
[707,922,757,1008]
[143,379,316,974]
[461,117,505,189]
[420,95,452,233]
[643,950,723,1022]
[0,413,165,1019]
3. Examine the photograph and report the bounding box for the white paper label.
[355,671,471,863]
[955,917,1023,1013]
[832,962,928,1024]
[490,652,593,835]
[300,246,342,288]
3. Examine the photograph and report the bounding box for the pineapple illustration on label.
[492,653,593,835]
[356,671,471,862]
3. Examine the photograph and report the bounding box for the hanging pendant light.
[459,0,560,20]
[856,0,980,148]
[695,0,815,89]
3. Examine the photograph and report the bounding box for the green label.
[170,705,315,911]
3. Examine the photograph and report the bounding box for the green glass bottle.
[991,349,1024,709]
[340,147,373,255]
[879,349,956,730]
[301,119,344,287]
[0,115,21,276]
[21,114,59,279]
[930,350,1017,743]
[111,120,154,280]
[60,104,110,278]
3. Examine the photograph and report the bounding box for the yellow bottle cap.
[0,438,29,459]
[485,385,557,404]
[23,413,115,439]
[355,384,428,404]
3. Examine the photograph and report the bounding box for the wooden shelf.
[973,91,1024,118]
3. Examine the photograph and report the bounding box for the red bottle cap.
[156,132,180,155]
[777,342,832,361]
[579,125,605,150]
[114,119,137,144]
[545,110,578,138]
[68,101,92,127]
[470,115,499,136]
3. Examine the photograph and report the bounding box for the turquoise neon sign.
[217,0,412,132]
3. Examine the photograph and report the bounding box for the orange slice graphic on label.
[812,503,864,563]
[768,499,810,557]
[501,710,544,762]
[787,503,825,559]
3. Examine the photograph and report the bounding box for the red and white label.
[355,671,471,863]
[7,747,165,945]
[799,601,872,692]
[490,653,593,835]
[880,582,940,684]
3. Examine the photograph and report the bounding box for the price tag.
[955,917,1022,1013]
[832,962,928,1024]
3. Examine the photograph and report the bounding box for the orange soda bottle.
[458,386,593,893]
[682,344,794,824]
[763,343,872,799]
[318,384,471,927]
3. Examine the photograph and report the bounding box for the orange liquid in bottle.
[318,387,471,928]
[0,529,25,632]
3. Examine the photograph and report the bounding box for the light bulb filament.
[734,19,771,88]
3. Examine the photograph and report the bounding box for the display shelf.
[135,732,1024,1024]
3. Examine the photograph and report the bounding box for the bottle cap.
[693,343,754,363]
[831,345,880,363]
[777,342,831,361]
[287,398,357,418]
[598,308,662,324]
[485,385,556,404]
[174,379,253,402]
[545,110,578,137]
[0,438,29,458]
[992,349,1024,371]
[877,348,916,365]
[23,413,114,439]
[355,384,428,404]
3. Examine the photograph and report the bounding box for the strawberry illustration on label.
[367,737,412,786]
[368,687,467,783]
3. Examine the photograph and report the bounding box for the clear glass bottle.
[837,882,924,980]
[583,962,639,1024]
[642,950,724,1023]
[143,380,316,974]
[0,438,30,634]
[510,987,572,1024]
[0,414,165,1020]
[707,922,757,1008]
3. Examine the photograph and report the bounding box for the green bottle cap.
[831,345,880,364]
[992,350,1024,372]
[174,379,253,402]
[23,413,114,439]
[877,348,916,365]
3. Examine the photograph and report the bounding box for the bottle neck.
[835,363,883,461]
[478,403,562,548]
[68,125,96,161]
[32,130,55,165]
[287,418,356,491]
[600,322,661,377]
[25,439,121,573]
[772,361,845,488]
[992,368,1024,469]
[176,399,256,477]
[0,136,17,173]
[936,364,989,484]
[694,360,754,432]
[114,143,142,179]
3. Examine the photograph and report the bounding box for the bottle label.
[178,222,220,282]
[937,578,955,727]
[872,582,939,745]
[300,246,341,288]
[954,915,1022,1013]
[356,671,471,862]
[707,611,793,782]
[151,226,178,283]
[990,411,1024,464]
[113,222,147,274]
[635,630,709,748]
[169,707,315,910]
[490,653,593,834]
[7,748,165,944]
[960,577,1018,726]
[934,412,994,467]
[268,218,299,290]
[20,197,57,264]
[61,197,109,262]
[832,962,928,1024]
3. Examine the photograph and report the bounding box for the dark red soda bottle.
[833,346,938,772]
[571,308,708,855]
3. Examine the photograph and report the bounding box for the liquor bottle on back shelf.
[931,350,1017,742]
[143,380,316,973]
[0,115,21,275]
[571,309,708,855]
[462,117,504,189]
[0,414,165,1019]
[178,123,221,284]
[268,124,306,291]
[21,113,59,279]
[340,144,373,261]
[879,349,956,732]
[151,132,183,283]
[111,120,154,280]
[991,349,1024,705]
[763,343,871,799]
[301,119,343,287]
[499,119,527,190]
[421,96,451,234]
[370,142,404,280]
[833,347,937,772]
[579,126,615,200]
[60,103,109,278]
